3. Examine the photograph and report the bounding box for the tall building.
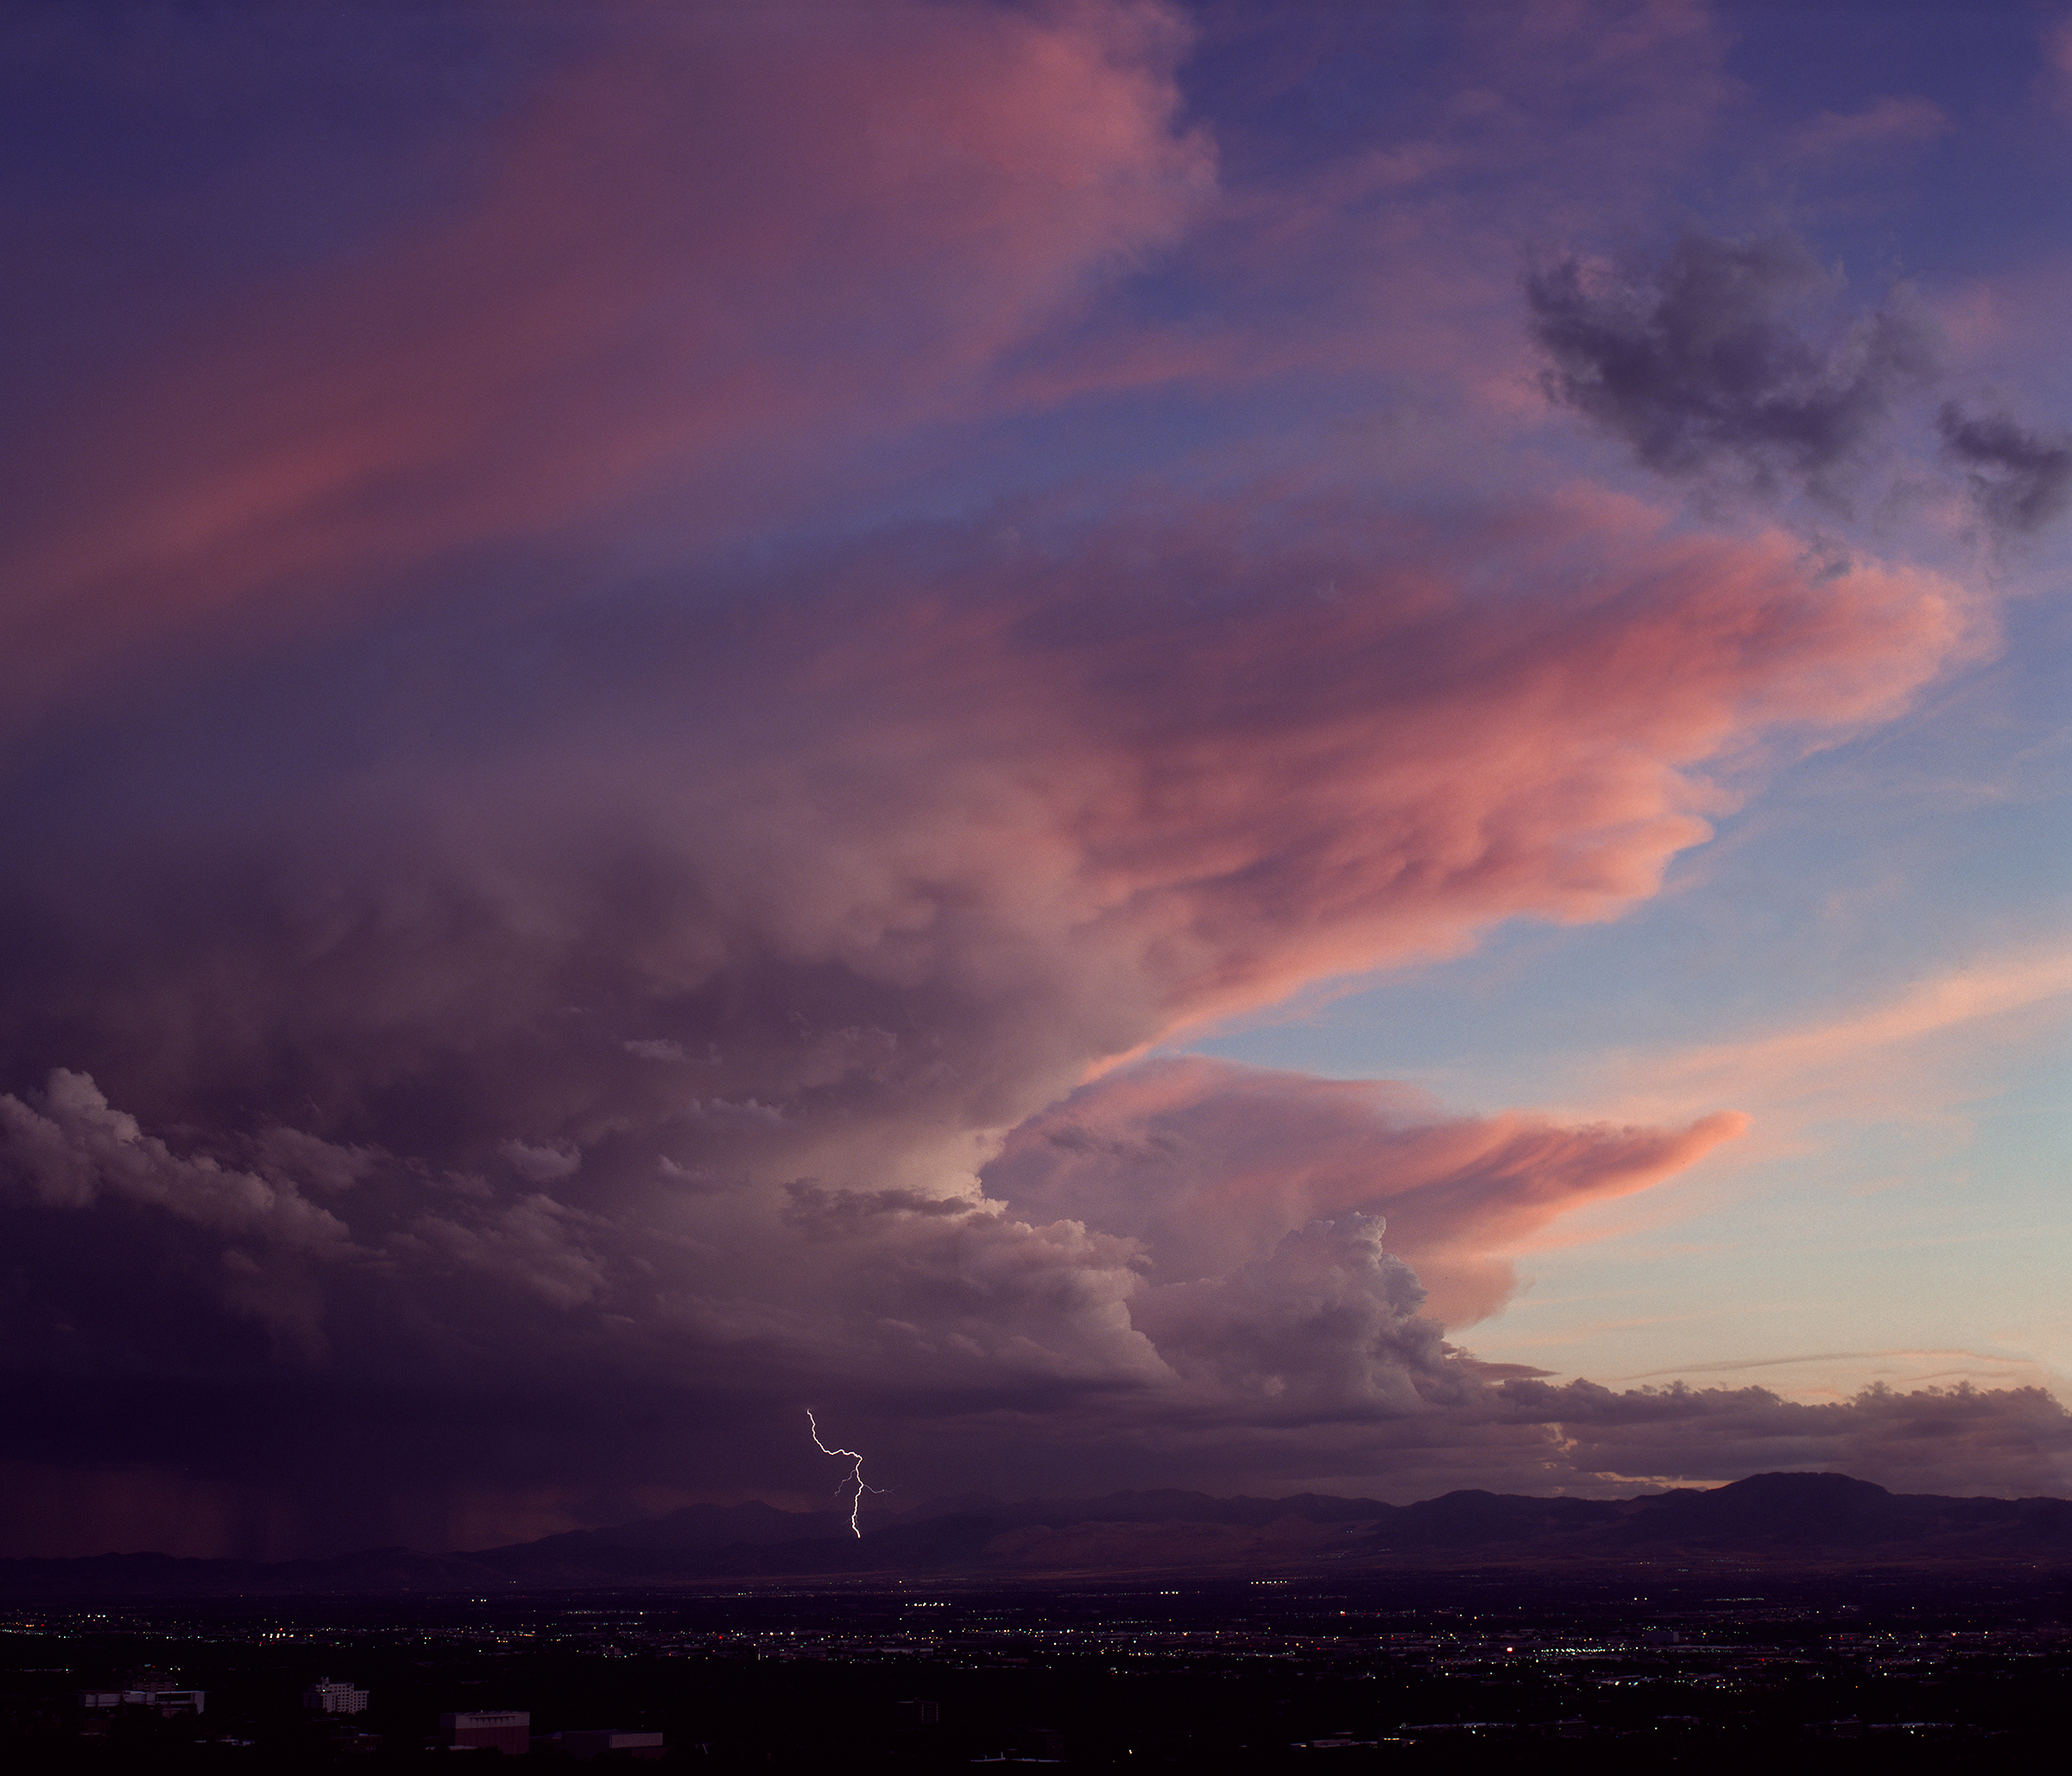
[304,1678,370,1714]
[440,1710,530,1754]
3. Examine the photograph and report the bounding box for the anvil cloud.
[1,0,2066,1558]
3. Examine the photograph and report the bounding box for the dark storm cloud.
[1527,232,1936,496]
[1936,402,2072,534]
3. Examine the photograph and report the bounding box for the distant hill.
[507,1498,854,1557]
[3,1472,2069,1597]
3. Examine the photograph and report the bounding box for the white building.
[304,1678,370,1714]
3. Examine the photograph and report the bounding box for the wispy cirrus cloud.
[1790,94,1949,158]
[1592,940,2072,1128]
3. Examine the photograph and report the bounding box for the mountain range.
[3,1472,2069,1597]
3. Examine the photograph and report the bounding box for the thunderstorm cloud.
[0,0,2062,1559]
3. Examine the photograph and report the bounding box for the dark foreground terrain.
[4,1563,2069,1772]
[5,1476,2069,1768]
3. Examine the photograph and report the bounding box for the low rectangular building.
[122,1684,205,1716]
[440,1710,530,1754]
[559,1729,665,1760]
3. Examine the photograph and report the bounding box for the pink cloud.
[0,0,1211,714]
[988,1056,1744,1327]
[974,494,1969,1036]
[2050,13,2072,102]
[1002,0,1735,422]
[0,0,1757,726]
[17,484,1962,1158]
[1611,941,2072,1110]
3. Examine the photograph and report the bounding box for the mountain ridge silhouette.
[4,1471,2069,1596]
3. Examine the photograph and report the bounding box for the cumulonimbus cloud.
[986,1056,1747,1328]
[0,0,2046,1558]
[0,479,1975,1552]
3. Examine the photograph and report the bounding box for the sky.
[0,0,2067,1562]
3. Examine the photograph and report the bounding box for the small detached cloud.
[2049,14,2072,111]
[499,1139,583,1184]
[1936,402,2072,534]
[1791,94,1949,158]
[1527,231,1936,499]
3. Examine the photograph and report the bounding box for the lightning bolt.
[805,1408,883,1538]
